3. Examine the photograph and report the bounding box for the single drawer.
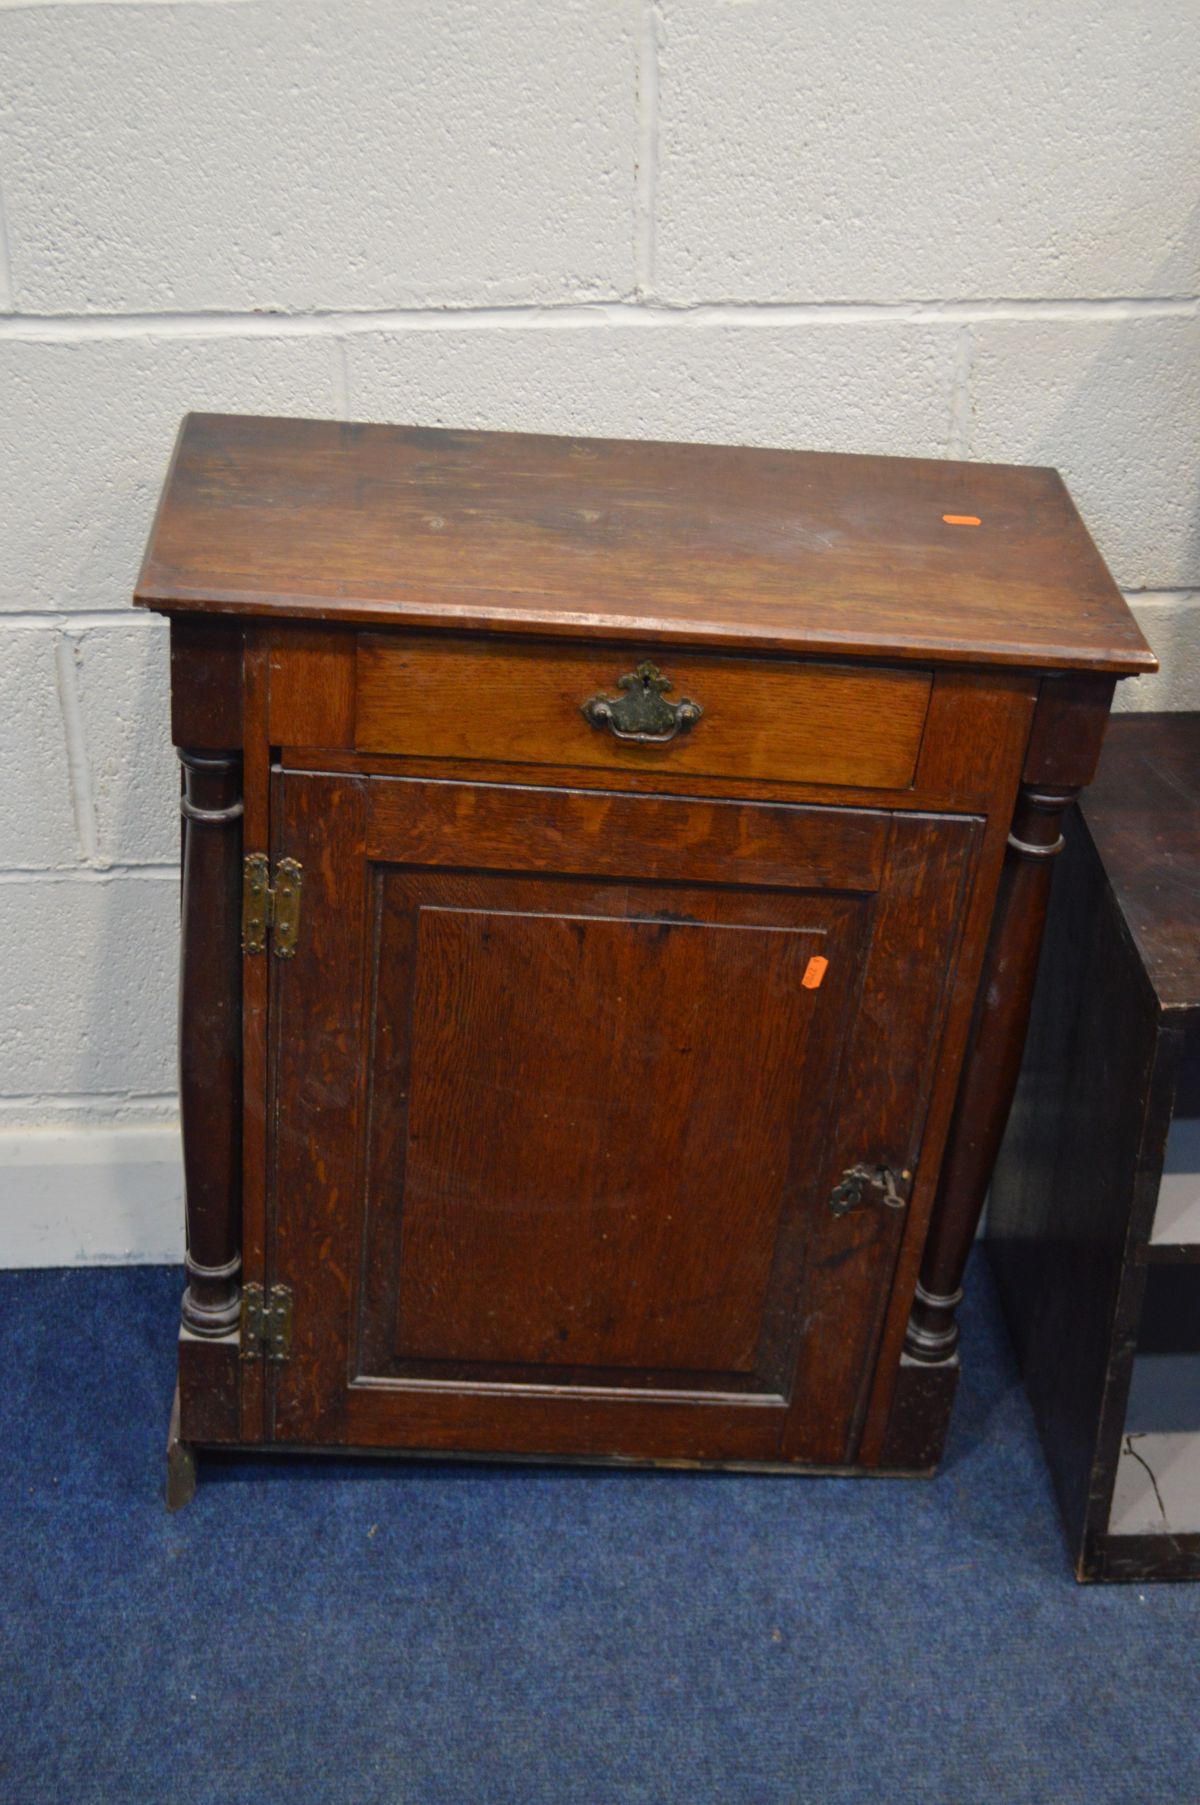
[355,635,932,791]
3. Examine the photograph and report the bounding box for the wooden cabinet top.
[135,412,1154,675]
[1082,712,1200,1020]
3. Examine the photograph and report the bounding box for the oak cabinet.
[137,414,1154,1507]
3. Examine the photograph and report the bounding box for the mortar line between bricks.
[634,1,660,299]
[0,1093,178,1111]
[947,324,973,459]
[52,635,98,864]
[1121,589,1200,604]
[0,174,14,315]
[332,336,351,420]
[0,864,178,884]
[1,296,1197,340]
[1,610,158,629]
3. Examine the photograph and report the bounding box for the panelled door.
[265,771,980,1466]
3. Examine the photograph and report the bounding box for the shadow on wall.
[971,212,1200,715]
[75,615,181,1255]
[78,613,177,1068]
[85,609,178,1092]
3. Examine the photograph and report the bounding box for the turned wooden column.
[904,781,1077,1364]
[178,748,244,1338]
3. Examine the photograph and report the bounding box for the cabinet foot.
[165,1383,197,1513]
[879,1353,960,1471]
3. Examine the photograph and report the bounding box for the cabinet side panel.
[987,814,1160,1564]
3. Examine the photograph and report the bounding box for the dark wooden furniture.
[135,414,1153,1508]
[988,714,1200,1582]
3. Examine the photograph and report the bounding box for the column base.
[903,1280,965,1364]
[879,1352,961,1472]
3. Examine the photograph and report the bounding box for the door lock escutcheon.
[828,1163,912,1217]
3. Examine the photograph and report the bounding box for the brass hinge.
[239,1282,293,1361]
[242,855,302,958]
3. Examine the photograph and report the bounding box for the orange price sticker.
[942,513,981,527]
[801,955,829,991]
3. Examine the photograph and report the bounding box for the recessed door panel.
[267,773,980,1465]
[362,874,865,1398]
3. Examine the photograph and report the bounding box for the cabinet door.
[266,772,979,1465]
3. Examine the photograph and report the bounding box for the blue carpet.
[2,1253,1199,1805]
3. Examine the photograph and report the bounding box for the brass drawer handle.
[580,660,703,745]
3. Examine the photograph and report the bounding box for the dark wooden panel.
[356,636,931,790]
[361,876,862,1397]
[987,815,1165,1570]
[268,625,356,749]
[136,414,1154,674]
[912,669,1038,803]
[780,811,981,1462]
[177,1334,240,1445]
[238,636,271,1444]
[367,777,888,893]
[169,618,243,749]
[340,1384,786,1463]
[1021,672,1116,789]
[878,1358,959,1473]
[1082,713,1200,1019]
[399,910,816,1373]
[268,772,369,1446]
[270,771,979,1467]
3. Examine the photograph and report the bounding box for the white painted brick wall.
[0,877,177,1097]
[967,316,1200,591]
[73,622,177,866]
[343,318,961,455]
[651,1,1200,304]
[0,0,1196,1260]
[0,630,79,867]
[1,1,638,312]
[0,335,340,612]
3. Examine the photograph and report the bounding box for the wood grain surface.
[136,414,1154,674]
[356,635,932,790]
[268,770,978,1464]
[1081,713,1200,1018]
